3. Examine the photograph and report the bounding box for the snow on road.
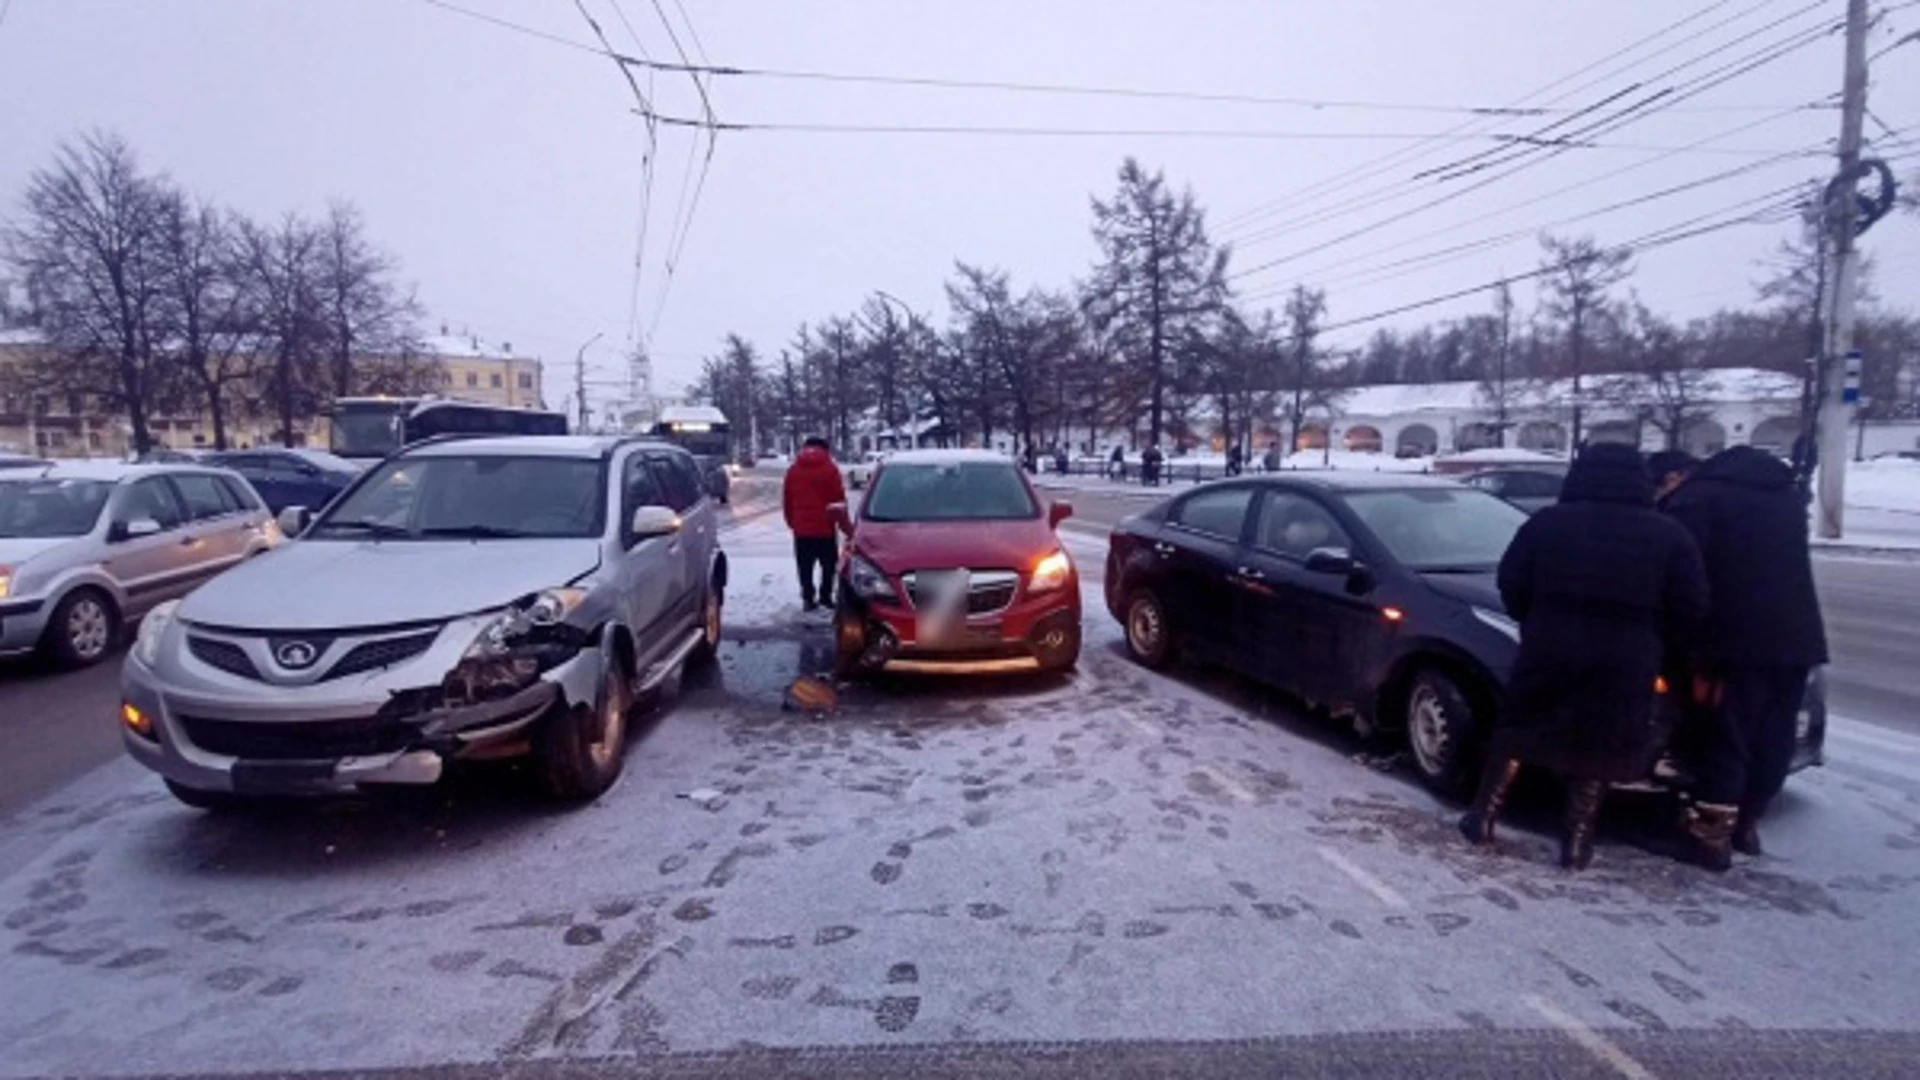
[2,503,1919,1077]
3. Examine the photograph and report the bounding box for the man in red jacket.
[783,436,848,610]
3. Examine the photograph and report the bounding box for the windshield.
[329,406,405,458]
[0,478,112,539]
[310,455,603,540]
[661,429,729,458]
[1343,488,1527,572]
[863,461,1036,522]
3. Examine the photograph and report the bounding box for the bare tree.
[1473,280,1518,446]
[1538,233,1633,448]
[153,191,257,449]
[233,212,327,446]
[1278,285,1336,454]
[1085,158,1227,447]
[316,202,426,397]
[1610,305,1714,450]
[3,133,174,454]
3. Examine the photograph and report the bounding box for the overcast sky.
[1,0,1916,415]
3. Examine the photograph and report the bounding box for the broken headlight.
[445,588,591,701]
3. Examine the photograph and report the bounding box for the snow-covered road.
[3,502,1919,1078]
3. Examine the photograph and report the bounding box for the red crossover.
[830,450,1080,676]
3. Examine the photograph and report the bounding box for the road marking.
[1313,846,1409,909]
[1195,763,1257,805]
[1524,994,1659,1080]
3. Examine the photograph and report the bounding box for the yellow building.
[0,330,545,457]
[421,334,546,409]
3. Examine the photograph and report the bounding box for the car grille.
[179,714,416,761]
[902,570,1020,615]
[187,636,260,679]
[323,631,440,681]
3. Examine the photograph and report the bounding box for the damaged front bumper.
[121,613,603,796]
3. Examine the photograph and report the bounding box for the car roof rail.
[393,432,497,454]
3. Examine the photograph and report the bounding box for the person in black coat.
[1660,445,1828,869]
[1460,442,1709,870]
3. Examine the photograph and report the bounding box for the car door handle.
[179,535,198,546]
[1235,566,1265,581]
[1153,542,1175,555]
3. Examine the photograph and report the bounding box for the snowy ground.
[3,498,1920,1076]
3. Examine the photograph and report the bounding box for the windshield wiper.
[419,524,536,539]
[316,518,411,538]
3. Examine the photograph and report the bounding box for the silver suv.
[121,435,727,807]
[1,462,280,667]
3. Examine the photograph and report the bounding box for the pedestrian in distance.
[1141,444,1164,487]
[782,436,848,613]
[1262,441,1282,473]
[1647,448,1700,509]
[1108,444,1126,481]
[1660,445,1829,870]
[1226,444,1244,477]
[1460,442,1709,870]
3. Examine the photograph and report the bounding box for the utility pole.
[1815,0,1870,539]
[574,331,603,433]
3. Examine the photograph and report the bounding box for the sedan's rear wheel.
[1122,588,1175,670]
[1404,669,1478,799]
[46,588,119,668]
[536,654,630,802]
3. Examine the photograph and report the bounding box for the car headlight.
[1029,549,1073,593]
[135,600,181,667]
[845,554,894,601]
[448,588,590,700]
[1471,606,1519,642]
[0,564,12,599]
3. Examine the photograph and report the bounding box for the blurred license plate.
[920,620,1003,650]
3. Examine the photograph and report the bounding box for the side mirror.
[276,506,312,536]
[1048,501,1073,528]
[828,502,851,533]
[1304,547,1360,576]
[629,505,682,541]
[111,517,163,542]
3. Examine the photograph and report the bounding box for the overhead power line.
[1213,0,1787,237]
[415,0,1805,120]
[644,0,722,344]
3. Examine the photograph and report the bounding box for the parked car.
[1460,465,1568,514]
[832,449,1079,676]
[845,450,888,490]
[1103,473,1824,797]
[1,462,279,667]
[136,448,210,465]
[206,448,360,514]
[122,435,728,808]
[0,452,51,471]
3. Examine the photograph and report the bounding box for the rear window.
[864,461,1036,522]
[1173,486,1255,541]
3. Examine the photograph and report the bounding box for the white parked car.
[846,450,888,490]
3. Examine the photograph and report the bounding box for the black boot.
[1675,801,1738,873]
[1458,759,1521,846]
[1731,811,1763,858]
[1560,780,1606,871]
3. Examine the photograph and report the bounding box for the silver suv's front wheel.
[536,654,630,801]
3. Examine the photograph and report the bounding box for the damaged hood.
[179,538,601,631]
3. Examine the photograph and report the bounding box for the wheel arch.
[1374,641,1504,737]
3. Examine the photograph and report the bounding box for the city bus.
[649,405,732,503]
[329,397,568,464]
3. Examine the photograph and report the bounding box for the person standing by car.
[1661,445,1828,870]
[783,436,847,612]
[1460,442,1708,870]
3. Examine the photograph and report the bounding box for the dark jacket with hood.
[1661,445,1828,668]
[783,444,847,539]
[1495,443,1710,781]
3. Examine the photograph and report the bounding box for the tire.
[535,652,631,802]
[44,587,120,669]
[165,779,244,812]
[831,598,868,681]
[688,582,723,669]
[1035,622,1081,674]
[1122,588,1175,670]
[1402,668,1480,799]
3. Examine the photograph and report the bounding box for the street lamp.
[574,331,603,432]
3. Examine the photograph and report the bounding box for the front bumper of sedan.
[120,612,603,796]
[836,576,1080,673]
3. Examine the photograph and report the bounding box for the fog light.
[121,701,155,740]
